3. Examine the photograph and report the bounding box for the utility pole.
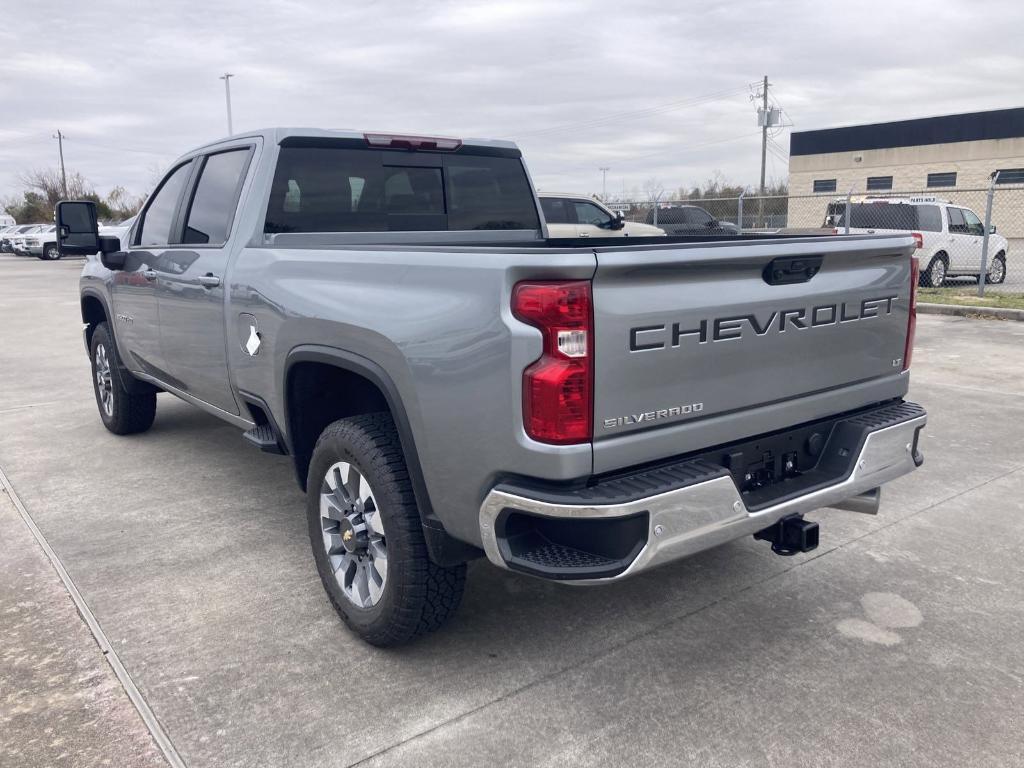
[53,130,68,197]
[759,75,768,198]
[220,73,235,135]
[599,167,609,200]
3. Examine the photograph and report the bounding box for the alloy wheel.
[988,257,1005,284]
[94,344,114,417]
[929,258,946,287]
[319,461,388,608]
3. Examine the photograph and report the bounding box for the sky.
[2,0,1023,207]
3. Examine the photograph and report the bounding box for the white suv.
[539,193,665,238]
[830,196,1008,287]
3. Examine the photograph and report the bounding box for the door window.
[540,198,572,224]
[684,207,716,227]
[137,163,192,247]
[961,209,984,236]
[572,201,610,226]
[946,207,966,233]
[182,149,251,245]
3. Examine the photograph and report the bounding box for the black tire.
[986,252,1006,285]
[919,253,947,288]
[306,413,466,646]
[43,243,61,260]
[89,322,156,435]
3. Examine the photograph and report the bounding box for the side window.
[540,198,571,224]
[573,202,609,226]
[962,209,984,236]
[946,207,966,234]
[684,208,715,226]
[182,149,251,245]
[137,163,192,247]
[917,205,942,233]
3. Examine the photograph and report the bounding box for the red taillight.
[903,255,919,372]
[910,232,923,249]
[512,281,593,444]
[364,133,462,151]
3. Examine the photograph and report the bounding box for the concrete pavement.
[0,253,1022,767]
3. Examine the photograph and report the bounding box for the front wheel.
[43,243,61,260]
[90,322,156,434]
[986,252,1006,284]
[306,413,466,646]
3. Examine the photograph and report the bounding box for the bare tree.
[18,168,94,210]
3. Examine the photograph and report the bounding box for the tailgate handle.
[763,256,823,285]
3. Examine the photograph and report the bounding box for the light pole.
[599,167,609,200]
[220,73,235,135]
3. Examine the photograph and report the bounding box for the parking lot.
[2,252,1023,767]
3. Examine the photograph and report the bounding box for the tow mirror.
[55,200,100,255]
[990,224,998,234]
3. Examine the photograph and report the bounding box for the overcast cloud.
[2,0,1023,205]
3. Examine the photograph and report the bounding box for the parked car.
[644,204,739,236]
[831,196,1008,286]
[538,193,664,237]
[99,215,137,250]
[1,224,40,253]
[16,225,60,260]
[60,127,925,646]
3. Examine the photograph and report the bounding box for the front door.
[110,160,194,380]
[156,147,253,415]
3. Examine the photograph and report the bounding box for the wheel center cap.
[339,517,367,553]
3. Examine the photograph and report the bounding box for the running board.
[242,424,285,455]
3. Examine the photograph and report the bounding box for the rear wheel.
[43,243,61,260]
[306,413,466,646]
[920,254,947,288]
[986,252,1006,284]
[89,322,156,434]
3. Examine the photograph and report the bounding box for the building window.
[866,176,893,191]
[927,172,957,188]
[813,179,837,193]
[995,168,1024,184]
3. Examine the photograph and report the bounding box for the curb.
[918,302,1024,321]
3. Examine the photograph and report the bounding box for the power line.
[503,84,756,140]
[540,129,762,175]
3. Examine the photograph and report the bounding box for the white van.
[830,196,1008,286]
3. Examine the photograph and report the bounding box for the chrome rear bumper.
[480,404,926,583]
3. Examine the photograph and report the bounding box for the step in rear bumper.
[479,401,926,583]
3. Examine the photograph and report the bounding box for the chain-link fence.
[608,184,1024,293]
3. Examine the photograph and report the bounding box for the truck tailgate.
[591,235,915,473]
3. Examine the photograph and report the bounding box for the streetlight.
[219,73,235,135]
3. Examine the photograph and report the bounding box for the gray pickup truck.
[57,128,926,646]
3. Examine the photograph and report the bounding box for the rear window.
[834,203,941,232]
[265,146,540,233]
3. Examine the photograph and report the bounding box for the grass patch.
[919,287,1024,310]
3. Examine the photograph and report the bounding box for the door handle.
[197,273,221,288]
[143,269,157,281]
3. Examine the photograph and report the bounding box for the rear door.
[590,235,915,472]
[113,160,194,379]
[155,145,254,414]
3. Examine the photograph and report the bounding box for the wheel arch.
[282,345,479,568]
[81,290,110,352]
